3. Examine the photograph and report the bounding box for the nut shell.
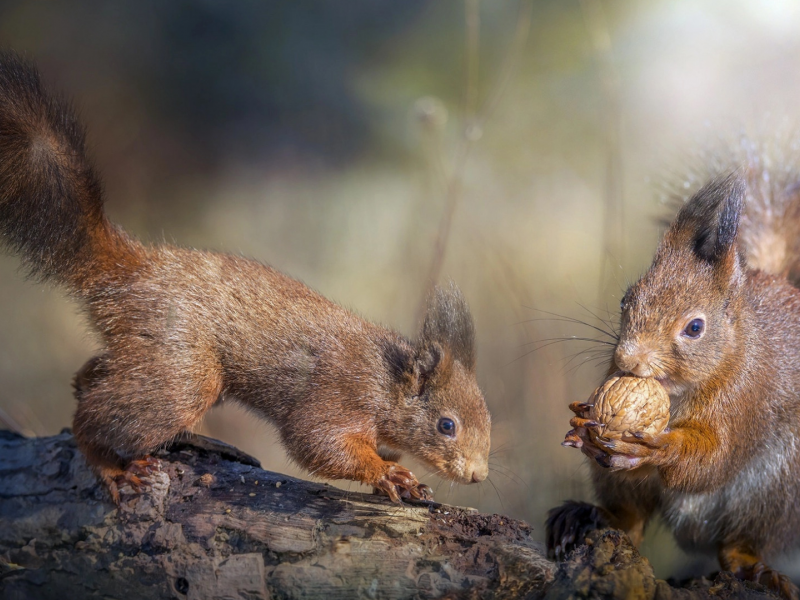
[587,374,670,439]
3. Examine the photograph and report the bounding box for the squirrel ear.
[671,173,745,265]
[380,338,448,395]
[420,282,476,371]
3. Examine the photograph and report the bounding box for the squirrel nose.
[470,464,488,483]
[614,344,654,378]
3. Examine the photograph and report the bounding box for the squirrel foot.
[721,544,799,600]
[103,455,162,504]
[545,500,614,561]
[737,564,800,600]
[372,463,433,503]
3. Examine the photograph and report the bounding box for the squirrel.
[0,52,491,504]
[547,152,800,600]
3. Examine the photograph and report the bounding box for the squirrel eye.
[437,417,456,437]
[682,318,705,339]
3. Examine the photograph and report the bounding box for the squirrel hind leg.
[72,350,223,502]
[545,500,648,561]
[546,500,615,561]
[75,426,162,504]
[72,354,109,398]
[719,543,799,600]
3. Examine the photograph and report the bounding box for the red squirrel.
[548,153,800,599]
[0,53,491,503]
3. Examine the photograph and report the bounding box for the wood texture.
[0,431,782,599]
[0,431,550,599]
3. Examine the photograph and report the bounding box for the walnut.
[587,373,670,439]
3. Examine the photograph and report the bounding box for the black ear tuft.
[673,173,745,263]
[420,282,476,371]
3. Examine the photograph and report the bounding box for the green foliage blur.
[2,0,800,582]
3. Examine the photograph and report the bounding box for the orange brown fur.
[0,53,491,504]
[549,169,800,599]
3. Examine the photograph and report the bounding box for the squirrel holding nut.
[548,154,800,599]
[0,53,491,503]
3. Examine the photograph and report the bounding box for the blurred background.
[2,0,800,582]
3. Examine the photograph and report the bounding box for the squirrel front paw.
[373,463,433,503]
[591,431,670,470]
[565,400,670,470]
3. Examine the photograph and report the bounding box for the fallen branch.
[0,432,781,599]
[0,431,551,599]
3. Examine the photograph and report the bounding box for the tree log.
[0,432,781,599]
[0,431,551,599]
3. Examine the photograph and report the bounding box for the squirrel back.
[0,52,141,291]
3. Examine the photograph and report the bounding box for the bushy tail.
[0,52,138,291]
[667,135,800,286]
[738,152,800,286]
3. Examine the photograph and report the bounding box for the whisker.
[488,464,527,487]
[520,307,620,341]
[562,346,613,369]
[511,339,607,366]
[488,443,513,458]
[576,302,620,338]
[521,336,616,348]
[486,476,505,510]
[518,315,619,342]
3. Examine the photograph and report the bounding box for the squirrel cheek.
[435,452,471,484]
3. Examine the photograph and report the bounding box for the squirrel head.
[381,283,491,485]
[615,174,746,397]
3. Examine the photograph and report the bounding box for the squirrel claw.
[568,401,593,415]
[107,455,162,503]
[373,463,433,504]
[569,416,601,429]
[735,562,799,600]
[594,436,616,451]
[127,455,162,476]
[620,431,661,448]
[562,429,583,448]
[400,482,433,501]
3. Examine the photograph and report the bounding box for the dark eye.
[437,417,456,437]
[682,318,705,339]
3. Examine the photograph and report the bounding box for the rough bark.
[0,432,781,599]
[541,529,777,600]
[0,431,551,600]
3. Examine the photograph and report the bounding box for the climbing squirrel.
[548,152,800,599]
[0,53,491,503]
